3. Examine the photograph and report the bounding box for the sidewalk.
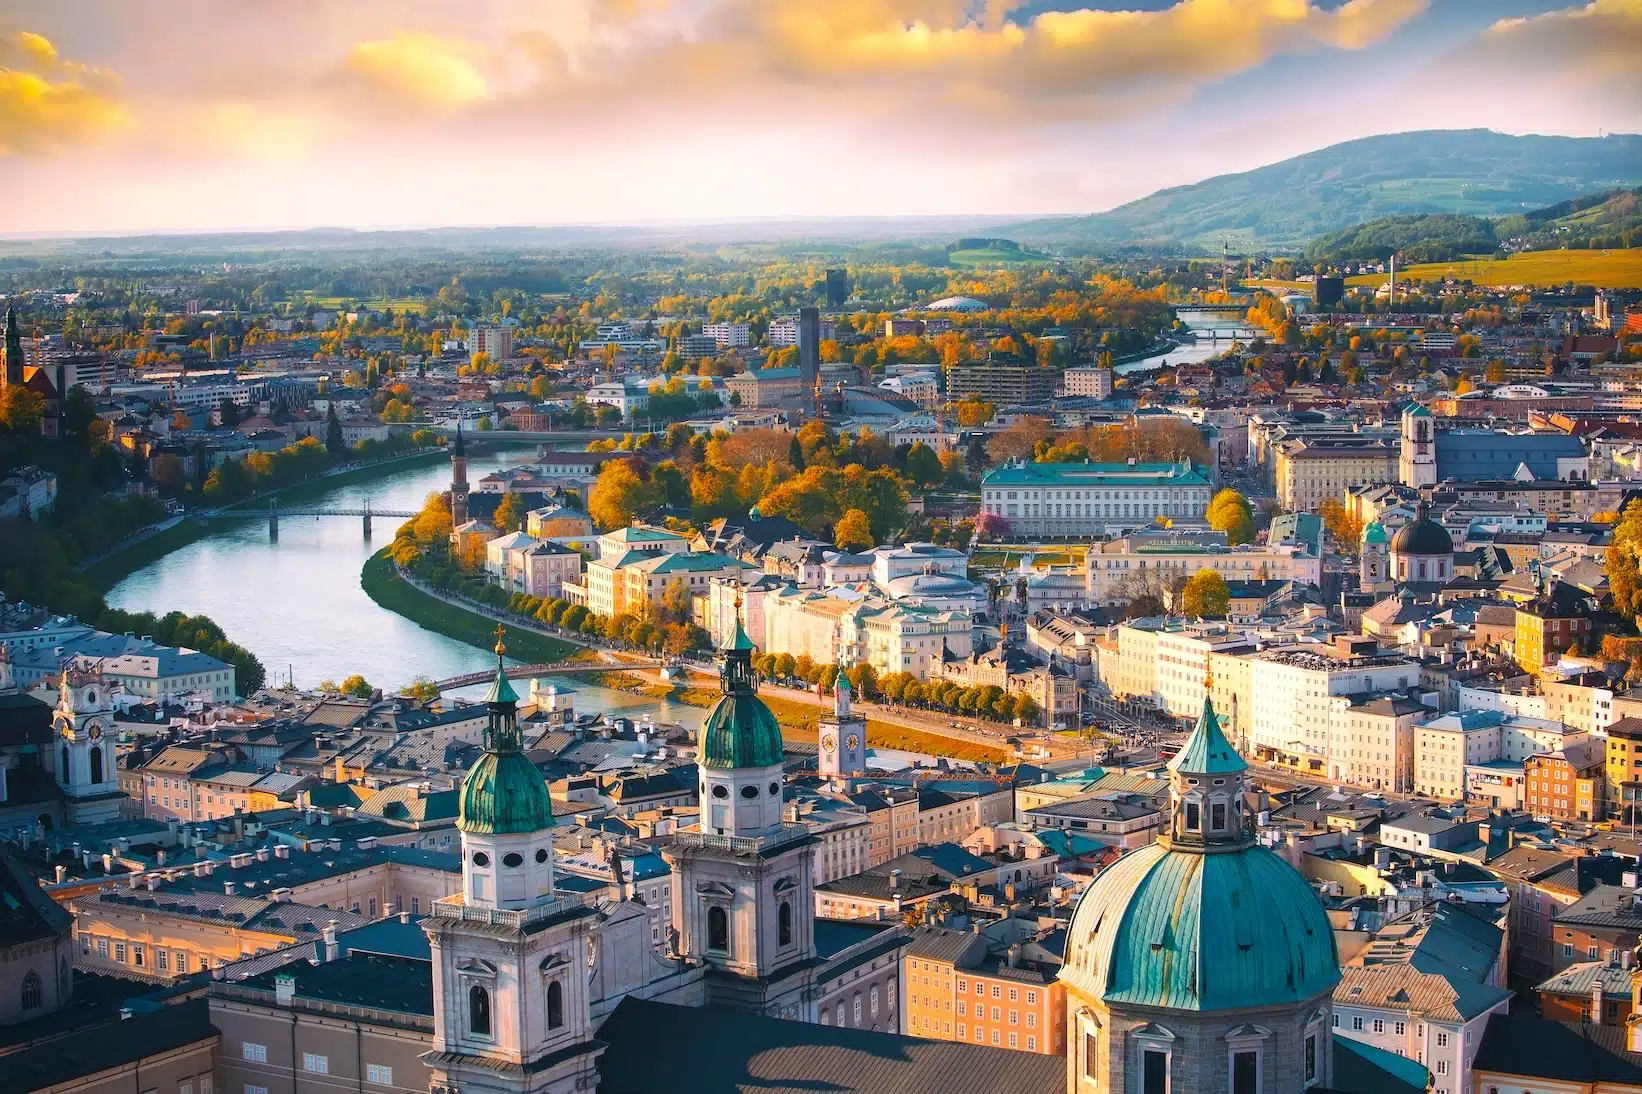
[396,567,609,657]
[76,515,186,571]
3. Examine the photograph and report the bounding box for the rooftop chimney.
[274,974,296,1006]
[255,847,270,863]
[323,921,340,962]
[274,844,290,859]
[54,866,66,884]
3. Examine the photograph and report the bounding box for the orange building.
[1524,740,1605,822]
[903,925,1065,1056]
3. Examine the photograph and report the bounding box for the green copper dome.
[1363,521,1388,545]
[460,751,555,834]
[699,611,784,769]
[1060,840,1339,1011]
[458,633,553,834]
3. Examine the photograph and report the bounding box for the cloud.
[1482,0,1642,100]
[336,29,492,114]
[0,31,129,155]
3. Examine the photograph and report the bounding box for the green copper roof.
[1168,695,1247,777]
[725,614,757,653]
[483,660,518,705]
[700,693,785,769]
[1061,840,1339,1010]
[459,751,555,834]
[1363,521,1389,544]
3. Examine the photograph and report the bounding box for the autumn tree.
[1318,498,1364,555]
[661,578,692,623]
[1181,569,1230,618]
[835,508,875,552]
[589,460,660,531]
[0,386,44,437]
[339,674,373,699]
[399,676,440,702]
[1608,501,1642,620]
[493,492,524,534]
[1205,488,1254,546]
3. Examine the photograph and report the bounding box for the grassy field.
[1244,279,1312,293]
[83,520,210,592]
[947,245,1051,267]
[294,296,430,314]
[360,551,578,664]
[1344,248,1642,289]
[970,545,1087,571]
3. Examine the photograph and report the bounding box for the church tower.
[1360,521,1389,587]
[664,595,819,1018]
[423,629,604,1094]
[54,663,123,825]
[818,672,866,782]
[3,306,22,388]
[450,423,469,527]
[1399,403,1437,488]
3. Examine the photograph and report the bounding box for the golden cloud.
[337,30,492,114]
[1484,0,1642,95]
[0,31,129,156]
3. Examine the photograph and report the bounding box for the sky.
[0,0,1637,235]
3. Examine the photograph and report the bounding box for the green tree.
[0,386,45,436]
[1181,568,1230,618]
[834,508,874,552]
[905,442,942,488]
[1205,488,1255,546]
[152,453,187,497]
[325,402,344,456]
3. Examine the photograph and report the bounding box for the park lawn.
[1245,279,1312,293]
[1344,248,1642,290]
[359,551,577,664]
[294,295,430,314]
[83,519,210,592]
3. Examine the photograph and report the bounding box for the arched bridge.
[202,500,418,537]
[434,659,666,693]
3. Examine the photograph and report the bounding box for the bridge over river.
[200,500,418,536]
[434,659,666,693]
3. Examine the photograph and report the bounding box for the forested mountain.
[1007,130,1642,251]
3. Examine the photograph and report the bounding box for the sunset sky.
[0,0,1637,234]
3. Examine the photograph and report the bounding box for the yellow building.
[1273,436,1399,511]
[904,926,1066,1056]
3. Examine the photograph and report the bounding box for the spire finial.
[493,624,507,658]
[1204,664,1214,692]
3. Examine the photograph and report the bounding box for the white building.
[979,459,1214,537]
[1413,709,1588,801]
[1061,367,1114,399]
[1247,646,1422,775]
[702,322,751,349]
[768,316,836,347]
[471,325,514,361]
[585,379,652,419]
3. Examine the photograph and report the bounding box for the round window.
[769,782,781,796]
[740,785,760,799]
[535,848,549,864]
[711,785,729,799]
[503,852,524,868]
[472,852,490,867]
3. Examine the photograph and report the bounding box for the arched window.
[469,984,491,1037]
[707,906,729,952]
[547,980,564,1030]
[21,970,42,1011]
[89,746,103,785]
[60,747,69,782]
[778,901,792,947]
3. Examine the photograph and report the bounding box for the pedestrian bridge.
[434,659,665,693]
[202,500,418,536]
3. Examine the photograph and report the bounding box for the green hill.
[1305,214,1499,264]
[1007,130,1642,251]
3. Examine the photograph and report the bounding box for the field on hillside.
[947,245,1051,267]
[1344,248,1642,289]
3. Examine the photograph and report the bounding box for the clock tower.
[54,663,123,825]
[818,673,867,782]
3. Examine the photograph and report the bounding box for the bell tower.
[423,628,604,1094]
[818,672,867,782]
[450,422,469,527]
[55,663,123,825]
[1399,403,1436,488]
[664,596,819,1018]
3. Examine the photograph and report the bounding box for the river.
[105,442,706,728]
[1115,309,1261,375]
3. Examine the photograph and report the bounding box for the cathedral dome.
[458,643,555,835]
[1389,501,1452,556]
[699,614,784,770]
[459,750,555,834]
[1059,693,1338,1012]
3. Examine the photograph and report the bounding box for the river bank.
[360,551,581,666]
[82,519,211,592]
[220,446,450,512]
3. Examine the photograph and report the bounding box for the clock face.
[89,725,103,740]
[846,734,860,751]
[821,734,836,754]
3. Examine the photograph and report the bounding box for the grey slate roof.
[595,998,1064,1094]
[0,999,216,1091]
[1473,1012,1642,1085]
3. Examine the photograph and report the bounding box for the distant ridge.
[1005,129,1642,252]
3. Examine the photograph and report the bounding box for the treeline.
[197,429,442,504]
[1502,186,1642,251]
[94,608,265,694]
[1305,214,1499,264]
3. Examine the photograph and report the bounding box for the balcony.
[430,890,594,929]
[669,824,812,857]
